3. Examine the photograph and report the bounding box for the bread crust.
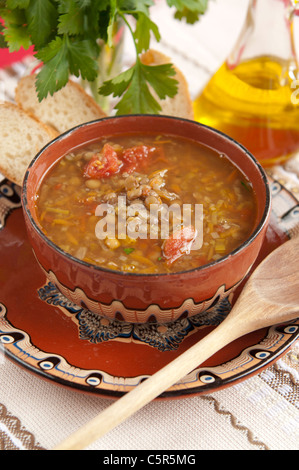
[0,102,58,186]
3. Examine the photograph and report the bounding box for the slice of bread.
[0,102,58,186]
[140,49,194,120]
[15,75,107,134]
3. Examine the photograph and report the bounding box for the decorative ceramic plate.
[0,176,299,399]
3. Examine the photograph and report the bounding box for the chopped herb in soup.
[35,133,257,274]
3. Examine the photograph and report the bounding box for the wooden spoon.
[53,236,299,450]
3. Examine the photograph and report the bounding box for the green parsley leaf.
[142,63,178,100]
[168,0,209,23]
[3,24,31,52]
[67,39,99,81]
[100,66,135,97]
[36,35,63,62]
[0,24,8,48]
[72,0,111,42]
[119,0,154,14]
[174,8,199,24]
[57,0,85,36]
[56,0,74,14]
[134,12,160,53]
[74,0,92,8]
[124,247,135,255]
[115,62,163,114]
[100,60,178,114]
[35,37,69,100]
[36,36,99,100]
[6,0,30,8]
[1,9,31,52]
[167,0,209,14]
[26,0,58,49]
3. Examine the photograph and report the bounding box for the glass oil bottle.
[193,0,299,167]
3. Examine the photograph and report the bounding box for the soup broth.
[35,133,257,274]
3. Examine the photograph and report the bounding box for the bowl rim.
[22,114,272,278]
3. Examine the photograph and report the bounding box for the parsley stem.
[118,11,140,60]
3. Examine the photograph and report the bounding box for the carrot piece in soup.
[84,144,122,179]
[163,226,197,264]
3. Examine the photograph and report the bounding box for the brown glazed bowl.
[22,115,271,324]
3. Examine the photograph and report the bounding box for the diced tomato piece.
[121,145,156,173]
[84,144,122,179]
[162,226,197,265]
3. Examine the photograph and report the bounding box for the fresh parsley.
[123,247,135,255]
[100,60,178,114]
[0,0,210,113]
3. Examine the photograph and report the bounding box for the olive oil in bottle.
[193,0,299,167]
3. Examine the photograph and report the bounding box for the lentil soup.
[35,133,257,274]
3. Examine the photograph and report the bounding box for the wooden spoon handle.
[53,319,238,450]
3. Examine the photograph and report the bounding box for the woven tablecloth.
[0,0,298,451]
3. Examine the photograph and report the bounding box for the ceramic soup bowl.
[22,115,271,324]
